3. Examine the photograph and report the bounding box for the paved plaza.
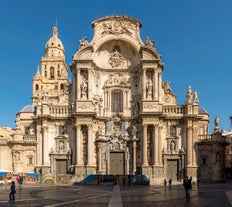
[0,181,232,207]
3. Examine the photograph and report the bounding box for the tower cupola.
[45,25,65,59]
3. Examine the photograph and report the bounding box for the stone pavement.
[0,181,231,206]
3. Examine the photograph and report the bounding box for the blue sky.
[0,0,231,132]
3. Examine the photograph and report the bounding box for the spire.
[34,65,41,78]
[52,25,58,36]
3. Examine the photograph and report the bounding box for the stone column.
[143,69,146,99]
[158,72,162,102]
[88,69,92,99]
[87,124,93,166]
[158,125,162,165]
[72,72,76,102]
[153,124,159,165]
[142,124,148,166]
[187,126,193,166]
[77,69,81,99]
[72,126,77,165]
[76,124,82,165]
[132,140,137,174]
[42,126,48,165]
[192,126,197,166]
[154,71,158,101]
[98,143,102,173]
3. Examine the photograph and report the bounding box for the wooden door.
[110,152,124,175]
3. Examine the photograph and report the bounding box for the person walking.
[187,176,192,199]
[168,178,172,189]
[9,181,16,201]
[18,176,23,188]
[164,179,167,189]
[183,176,190,201]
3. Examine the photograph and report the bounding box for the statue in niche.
[170,140,175,151]
[146,77,153,99]
[14,151,20,164]
[81,77,88,99]
[59,140,64,153]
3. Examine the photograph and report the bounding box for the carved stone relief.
[109,49,124,68]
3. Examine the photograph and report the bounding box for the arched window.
[44,70,47,77]
[35,84,39,90]
[111,89,123,113]
[170,126,176,137]
[60,84,65,90]
[50,67,54,79]
[216,152,221,162]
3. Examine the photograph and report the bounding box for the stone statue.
[193,91,199,104]
[163,81,172,94]
[185,86,193,104]
[131,125,137,137]
[214,116,219,128]
[146,77,153,99]
[170,141,175,151]
[145,36,154,47]
[81,78,88,99]
[79,36,88,47]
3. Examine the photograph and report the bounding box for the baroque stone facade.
[0,15,221,184]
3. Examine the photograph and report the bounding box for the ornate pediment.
[101,17,133,36]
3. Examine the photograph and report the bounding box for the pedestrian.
[9,181,16,201]
[197,177,200,188]
[168,178,172,189]
[183,176,190,201]
[164,179,167,188]
[18,176,23,188]
[187,176,192,198]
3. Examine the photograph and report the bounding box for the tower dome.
[45,25,65,59]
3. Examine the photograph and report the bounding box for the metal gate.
[110,152,124,174]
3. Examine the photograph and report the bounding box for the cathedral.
[1,15,226,184]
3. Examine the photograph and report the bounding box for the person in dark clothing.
[183,176,190,200]
[168,178,172,189]
[164,179,167,188]
[9,181,16,201]
[187,177,192,198]
[18,176,23,188]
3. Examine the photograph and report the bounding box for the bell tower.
[32,25,69,106]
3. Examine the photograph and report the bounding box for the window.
[28,156,33,165]
[111,89,123,113]
[50,67,54,79]
[60,84,65,90]
[170,126,176,137]
[35,84,39,90]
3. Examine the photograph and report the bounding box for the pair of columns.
[142,124,161,166]
[75,124,95,166]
